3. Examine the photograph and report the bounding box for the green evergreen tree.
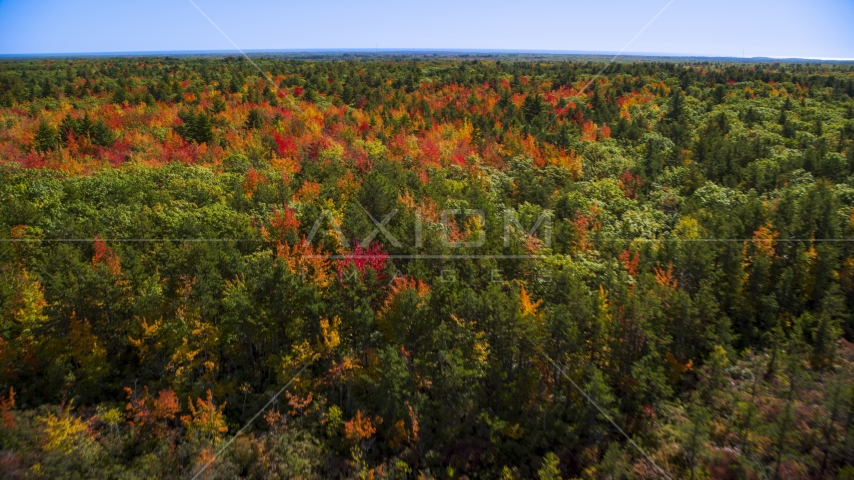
[245,108,264,129]
[33,120,60,153]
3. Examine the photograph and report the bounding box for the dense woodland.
[1,56,854,479]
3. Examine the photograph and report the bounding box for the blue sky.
[0,0,852,58]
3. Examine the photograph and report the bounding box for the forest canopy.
[1,56,854,479]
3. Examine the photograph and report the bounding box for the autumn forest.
[1,56,854,479]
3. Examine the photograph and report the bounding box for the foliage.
[0,55,853,478]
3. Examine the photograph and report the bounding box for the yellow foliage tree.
[41,403,89,455]
[182,389,228,444]
[12,269,48,341]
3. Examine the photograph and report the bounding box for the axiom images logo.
[302,205,552,259]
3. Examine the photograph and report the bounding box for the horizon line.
[1,48,853,63]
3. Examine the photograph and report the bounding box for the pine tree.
[245,108,264,129]
[209,97,226,114]
[521,94,543,124]
[91,119,115,147]
[33,120,60,153]
[668,87,685,120]
[175,110,213,144]
[685,403,711,480]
